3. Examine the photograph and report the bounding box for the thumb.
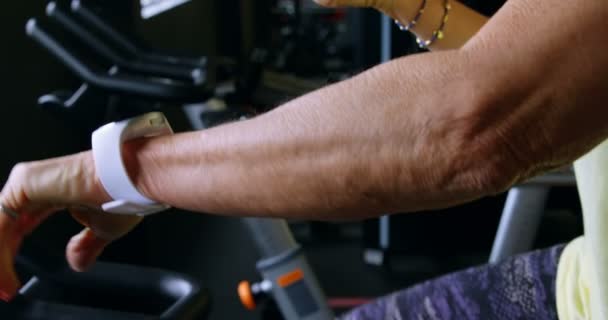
[0,243,20,301]
[66,208,142,272]
[0,220,21,301]
[66,228,109,272]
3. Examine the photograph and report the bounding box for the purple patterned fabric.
[341,245,565,320]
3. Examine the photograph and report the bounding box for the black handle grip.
[46,2,204,84]
[12,243,209,320]
[26,19,209,103]
[71,0,207,69]
[15,244,80,288]
[1,297,157,320]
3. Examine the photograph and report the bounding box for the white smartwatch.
[92,112,173,216]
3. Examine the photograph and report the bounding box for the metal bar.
[379,15,393,251]
[489,186,549,263]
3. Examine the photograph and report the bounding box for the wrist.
[74,151,112,206]
[120,138,157,203]
[80,138,158,208]
[90,112,174,216]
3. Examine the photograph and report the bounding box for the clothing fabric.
[556,140,608,320]
[556,237,589,319]
[341,245,565,320]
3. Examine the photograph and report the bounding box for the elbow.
[437,129,523,202]
[459,148,522,197]
[451,75,535,197]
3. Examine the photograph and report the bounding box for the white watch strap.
[92,112,173,216]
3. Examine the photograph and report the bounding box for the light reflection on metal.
[140,0,192,19]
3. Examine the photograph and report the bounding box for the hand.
[0,152,142,301]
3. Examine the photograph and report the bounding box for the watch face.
[140,0,192,19]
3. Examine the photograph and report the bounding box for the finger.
[70,208,142,241]
[0,200,59,301]
[66,228,109,272]
[0,251,19,301]
[0,219,20,301]
[67,208,141,272]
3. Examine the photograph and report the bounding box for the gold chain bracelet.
[394,0,427,32]
[415,0,451,49]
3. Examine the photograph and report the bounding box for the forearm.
[123,51,490,220]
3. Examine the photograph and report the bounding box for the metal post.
[489,186,549,263]
[379,14,392,252]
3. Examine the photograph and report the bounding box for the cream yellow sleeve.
[557,139,608,320]
[557,237,590,320]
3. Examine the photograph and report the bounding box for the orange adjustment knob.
[238,281,257,311]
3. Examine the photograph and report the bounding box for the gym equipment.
[237,219,334,320]
[47,1,205,84]
[1,243,209,320]
[25,0,213,133]
[26,18,209,104]
[490,168,576,263]
[139,0,194,20]
[71,0,205,69]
